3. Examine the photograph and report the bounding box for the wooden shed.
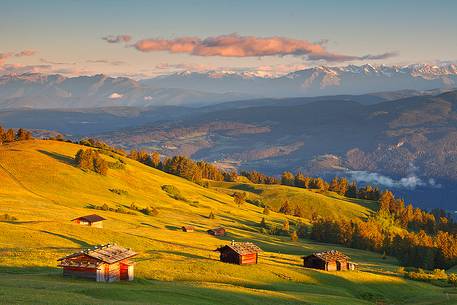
[72,214,106,228]
[302,250,352,271]
[207,227,226,236]
[57,244,137,282]
[182,226,194,232]
[215,242,262,265]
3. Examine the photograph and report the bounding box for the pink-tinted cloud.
[102,35,132,43]
[0,49,37,65]
[15,49,36,57]
[127,34,397,62]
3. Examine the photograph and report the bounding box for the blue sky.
[1,0,456,78]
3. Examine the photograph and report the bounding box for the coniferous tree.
[281,171,294,186]
[4,129,14,143]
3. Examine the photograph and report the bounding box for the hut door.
[120,263,129,280]
[336,261,342,271]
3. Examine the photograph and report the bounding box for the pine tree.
[263,206,270,215]
[0,126,4,144]
[208,211,215,219]
[281,171,294,186]
[290,230,298,241]
[260,217,267,228]
[4,129,14,143]
[279,200,292,214]
[282,219,290,232]
[233,192,247,207]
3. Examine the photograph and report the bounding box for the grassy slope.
[0,140,455,305]
[209,181,377,220]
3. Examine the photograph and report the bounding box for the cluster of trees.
[128,150,235,184]
[311,191,457,269]
[0,126,33,144]
[240,170,279,184]
[74,149,109,175]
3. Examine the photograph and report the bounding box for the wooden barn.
[182,225,194,232]
[72,214,106,228]
[215,241,262,265]
[302,250,354,271]
[207,227,226,236]
[57,244,137,282]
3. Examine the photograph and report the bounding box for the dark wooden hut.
[182,225,194,232]
[302,250,352,271]
[215,242,262,265]
[72,214,106,228]
[207,227,226,236]
[57,244,137,282]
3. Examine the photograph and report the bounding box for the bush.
[87,204,135,215]
[290,230,298,241]
[141,206,159,216]
[448,273,457,286]
[109,188,128,196]
[0,214,17,222]
[161,185,189,202]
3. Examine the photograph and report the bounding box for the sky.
[1,0,457,78]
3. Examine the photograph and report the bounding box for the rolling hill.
[0,139,456,304]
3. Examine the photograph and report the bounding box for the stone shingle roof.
[216,242,263,255]
[304,250,350,262]
[58,244,137,265]
[72,214,106,223]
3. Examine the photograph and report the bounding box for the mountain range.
[1,63,456,109]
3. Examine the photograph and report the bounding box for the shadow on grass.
[40,230,91,248]
[228,183,263,195]
[37,149,75,166]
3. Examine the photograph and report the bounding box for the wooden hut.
[57,244,137,282]
[207,227,226,236]
[302,250,353,271]
[182,225,194,232]
[215,242,262,265]
[72,214,106,228]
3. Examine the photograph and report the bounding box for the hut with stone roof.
[215,241,262,265]
[57,244,137,282]
[71,214,106,228]
[302,250,355,271]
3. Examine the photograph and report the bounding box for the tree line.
[310,190,457,269]
[0,126,33,144]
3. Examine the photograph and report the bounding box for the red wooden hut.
[215,242,262,265]
[302,250,354,271]
[57,244,137,282]
[207,227,226,236]
[72,214,106,228]
[182,226,195,232]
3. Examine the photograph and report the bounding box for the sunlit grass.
[0,140,455,304]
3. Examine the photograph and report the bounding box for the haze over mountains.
[2,63,457,210]
[1,63,456,109]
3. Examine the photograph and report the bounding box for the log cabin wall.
[105,262,120,282]
[63,267,97,280]
[90,221,103,228]
[240,253,257,265]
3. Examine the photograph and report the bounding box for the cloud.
[86,59,125,66]
[126,33,397,62]
[348,164,441,190]
[109,92,123,99]
[144,96,153,100]
[40,58,75,65]
[15,49,36,57]
[102,35,132,43]
[0,49,37,66]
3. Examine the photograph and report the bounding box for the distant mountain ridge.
[1,63,456,109]
[0,73,253,109]
[142,63,457,97]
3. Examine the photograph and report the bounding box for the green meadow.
[0,140,456,304]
